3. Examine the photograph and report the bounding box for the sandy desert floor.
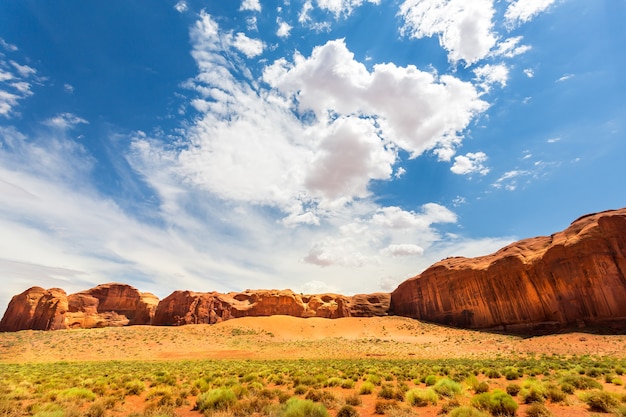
[1,316,625,417]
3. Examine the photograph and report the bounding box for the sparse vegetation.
[1,319,626,416]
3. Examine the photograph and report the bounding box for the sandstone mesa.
[1,208,625,333]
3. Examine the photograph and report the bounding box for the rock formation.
[391,208,626,332]
[151,290,390,326]
[0,287,68,332]
[1,284,390,331]
[65,283,159,329]
[0,283,158,331]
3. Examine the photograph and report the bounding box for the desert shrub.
[278,391,292,404]
[474,382,489,394]
[449,406,490,417]
[439,398,461,414]
[325,378,343,388]
[545,385,566,403]
[57,387,97,402]
[377,384,404,401]
[559,382,574,394]
[615,405,626,417]
[424,375,437,386]
[294,385,307,395]
[505,370,519,381]
[282,398,329,417]
[525,403,554,417]
[84,402,106,417]
[559,374,602,390]
[613,377,624,386]
[519,380,547,404]
[125,380,145,395]
[485,369,501,379]
[367,375,382,386]
[335,404,359,417]
[471,389,518,417]
[344,393,362,406]
[374,399,398,414]
[305,390,339,409]
[358,382,375,395]
[579,389,620,412]
[341,380,355,389]
[405,388,437,407]
[195,388,237,412]
[434,378,462,398]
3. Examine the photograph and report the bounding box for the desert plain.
[2,315,626,417]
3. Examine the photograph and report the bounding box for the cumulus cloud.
[473,63,508,93]
[276,20,293,38]
[265,39,488,158]
[505,0,557,28]
[240,0,262,12]
[450,152,489,175]
[399,0,497,65]
[232,32,265,58]
[524,68,534,78]
[304,203,457,267]
[174,1,188,13]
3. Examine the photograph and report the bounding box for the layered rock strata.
[152,290,390,325]
[391,208,626,332]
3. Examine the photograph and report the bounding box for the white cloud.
[398,0,497,65]
[43,113,88,130]
[394,167,406,179]
[493,36,531,58]
[505,0,557,28]
[265,39,488,159]
[240,0,262,12]
[524,68,534,78]
[303,203,457,267]
[316,0,380,17]
[381,243,424,257]
[547,137,560,143]
[493,169,530,191]
[10,61,36,78]
[473,63,508,93]
[0,55,37,117]
[450,151,489,175]
[556,73,574,82]
[232,32,265,58]
[174,1,188,13]
[0,38,18,52]
[277,20,293,38]
[246,16,258,31]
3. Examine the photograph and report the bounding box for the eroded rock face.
[152,290,390,325]
[66,283,158,328]
[0,287,68,332]
[0,283,159,331]
[391,208,626,332]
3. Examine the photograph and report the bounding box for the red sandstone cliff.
[391,208,626,332]
[151,290,390,325]
[0,287,68,332]
[1,284,390,331]
[0,283,158,331]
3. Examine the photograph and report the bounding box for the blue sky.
[1,0,625,314]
